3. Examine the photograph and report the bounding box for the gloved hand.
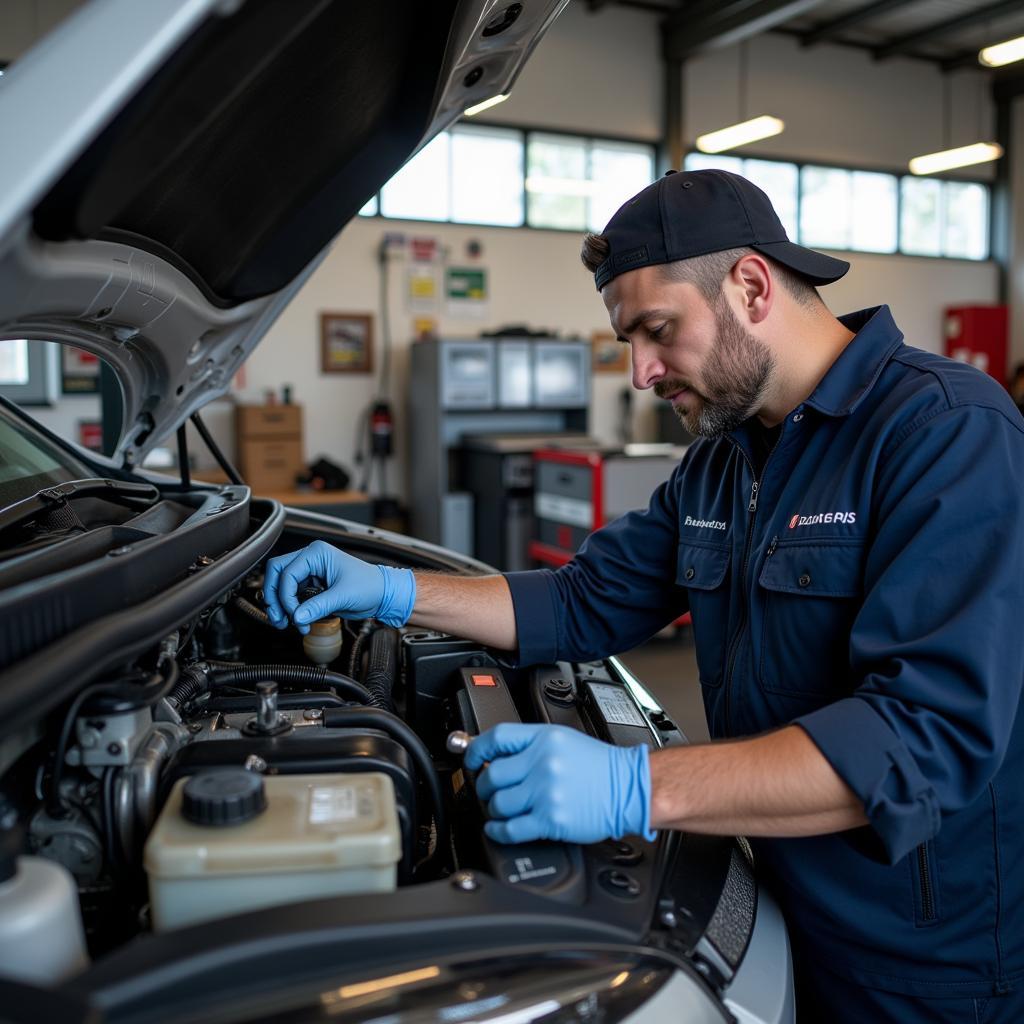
[464,723,655,845]
[262,540,416,634]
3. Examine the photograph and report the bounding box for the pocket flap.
[759,542,863,598]
[677,543,730,590]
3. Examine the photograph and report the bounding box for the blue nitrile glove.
[263,540,416,634]
[464,723,655,845]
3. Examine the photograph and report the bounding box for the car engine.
[0,532,689,965]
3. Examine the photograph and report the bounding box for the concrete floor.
[617,626,710,743]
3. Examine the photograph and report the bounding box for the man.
[265,171,1024,1022]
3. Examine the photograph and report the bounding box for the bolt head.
[660,910,678,929]
[107,742,122,756]
[451,870,479,892]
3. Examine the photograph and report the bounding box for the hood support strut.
[190,412,243,487]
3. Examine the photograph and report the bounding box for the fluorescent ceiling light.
[908,142,1003,175]
[463,93,509,116]
[695,115,784,154]
[979,34,1024,68]
[524,175,600,196]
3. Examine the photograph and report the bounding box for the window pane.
[0,340,28,385]
[451,125,524,226]
[683,153,743,175]
[380,133,451,221]
[800,166,851,249]
[943,181,988,260]
[900,177,942,256]
[743,159,798,241]
[589,141,654,231]
[526,133,587,230]
[850,171,897,253]
[358,195,378,216]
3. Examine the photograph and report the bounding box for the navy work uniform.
[505,306,1024,1022]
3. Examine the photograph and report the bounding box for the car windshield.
[0,404,90,509]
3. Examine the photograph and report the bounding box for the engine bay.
[0,504,767,1023]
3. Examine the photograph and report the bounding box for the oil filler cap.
[182,769,267,827]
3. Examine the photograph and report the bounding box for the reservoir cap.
[182,769,266,827]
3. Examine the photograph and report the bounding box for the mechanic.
[265,170,1024,1023]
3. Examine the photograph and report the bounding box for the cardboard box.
[236,404,303,440]
[238,438,305,493]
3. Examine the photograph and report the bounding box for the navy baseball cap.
[592,169,850,291]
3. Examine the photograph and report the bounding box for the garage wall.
[18,2,1003,499]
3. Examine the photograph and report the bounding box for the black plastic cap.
[182,769,266,827]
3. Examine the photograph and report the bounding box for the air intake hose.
[362,626,398,713]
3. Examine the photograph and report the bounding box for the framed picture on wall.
[320,312,373,374]
[591,331,628,374]
[61,346,101,394]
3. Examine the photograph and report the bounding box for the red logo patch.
[789,514,799,529]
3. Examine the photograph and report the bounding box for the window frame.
[358,125,992,262]
[685,149,992,262]
[359,121,658,234]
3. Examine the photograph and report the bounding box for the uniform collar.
[803,305,904,418]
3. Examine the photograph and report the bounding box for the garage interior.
[1,0,1024,1015]
[5,0,1022,744]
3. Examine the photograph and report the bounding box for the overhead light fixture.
[909,142,1003,175]
[524,175,599,196]
[979,34,1024,68]
[696,115,785,154]
[908,71,1002,175]
[694,44,784,155]
[463,93,509,117]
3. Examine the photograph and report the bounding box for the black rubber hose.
[322,706,447,875]
[233,596,271,626]
[167,662,212,710]
[209,664,372,705]
[362,626,398,713]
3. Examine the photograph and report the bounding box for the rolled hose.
[362,626,398,713]
[322,706,447,875]
[168,663,372,708]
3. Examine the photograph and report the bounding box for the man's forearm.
[410,572,518,651]
[649,724,867,837]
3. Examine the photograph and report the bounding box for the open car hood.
[0,0,566,467]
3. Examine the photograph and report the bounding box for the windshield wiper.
[0,478,159,535]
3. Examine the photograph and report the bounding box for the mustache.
[654,378,695,400]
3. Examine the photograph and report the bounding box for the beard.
[655,298,775,438]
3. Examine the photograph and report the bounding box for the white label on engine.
[589,683,647,728]
[309,785,362,824]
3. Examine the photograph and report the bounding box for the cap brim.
[751,241,850,286]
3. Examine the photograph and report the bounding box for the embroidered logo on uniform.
[789,511,857,528]
[685,515,727,531]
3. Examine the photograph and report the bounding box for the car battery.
[529,444,686,566]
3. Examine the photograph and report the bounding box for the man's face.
[603,264,775,438]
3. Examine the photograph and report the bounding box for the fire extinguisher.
[370,400,393,458]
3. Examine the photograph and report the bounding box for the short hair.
[580,233,822,310]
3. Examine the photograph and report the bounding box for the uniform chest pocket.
[677,542,731,689]
[757,541,864,698]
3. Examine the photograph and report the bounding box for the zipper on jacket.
[917,843,937,922]
[721,433,783,735]
[720,462,761,729]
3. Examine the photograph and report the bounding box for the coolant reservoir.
[0,846,88,984]
[144,769,400,931]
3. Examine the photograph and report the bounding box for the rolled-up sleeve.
[504,461,689,667]
[795,404,1024,864]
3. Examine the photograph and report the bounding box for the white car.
[0,3,793,1021]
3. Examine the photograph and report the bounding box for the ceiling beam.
[873,0,1024,61]
[663,0,828,60]
[800,0,922,48]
